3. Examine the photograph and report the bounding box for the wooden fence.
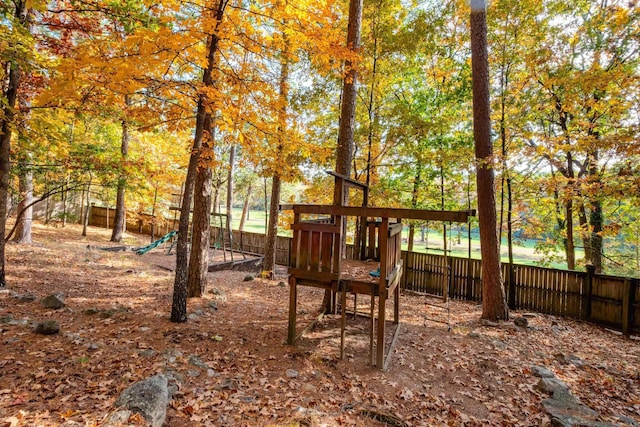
[89,206,175,237]
[87,212,639,336]
[210,227,639,336]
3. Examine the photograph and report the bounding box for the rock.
[139,349,157,358]
[0,315,13,324]
[555,353,584,367]
[188,355,208,370]
[243,275,254,282]
[15,293,36,303]
[103,409,132,426]
[34,320,60,335]
[542,394,616,427]
[491,340,507,350]
[210,288,227,303]
[286,369,299,378]
[186,369,201,377]
[278,281,286,287]
[208,301,218,311]
[617,416,640,427]
[535,378,570,396]
[480,319,498,327]
[301,383,317,393]
[468,331,481,338]
[113,374,169,427]
[84,308,100,315]
[41,294,65,310]
[215,378,235,390]
[531,365,556,378]
[514,316,528,327]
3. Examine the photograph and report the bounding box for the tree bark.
[187,133,213,298]
[111,96,131,242]
[264,174,281,275]
[13,157,33,244]
[0,0,28,287]
[226,144,235,244]
[334,0,363,183]
[171,0,227,323]
[239,183,251,231]
[470,0,508,321]
[82,177,92,237]
[407,163,422,252]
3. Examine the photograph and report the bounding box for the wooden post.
[376,217,389,368]
[621,278,635,336]
[287,275,297,344]
[584,264,595,320]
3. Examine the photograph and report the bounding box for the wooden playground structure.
[284,173,474,370]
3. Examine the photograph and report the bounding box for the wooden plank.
[289,268,339,283]
[290,223,341,233]
[286,204,476,223]
[310,231,321,271]
[621,278,633,336]
[320,232,333,273]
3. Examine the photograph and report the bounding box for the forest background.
[1,0,639,284]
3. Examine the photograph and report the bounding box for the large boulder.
[108,374,169,427]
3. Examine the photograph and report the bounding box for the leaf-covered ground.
[0,223,638,426]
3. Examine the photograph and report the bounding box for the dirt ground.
[0,222,638,426]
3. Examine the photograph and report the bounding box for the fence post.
[583,264,595,320]
[621,278,635,336]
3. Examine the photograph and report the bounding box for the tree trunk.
[263,24,290,277]
[239,183,251,231]
[263,174,281,275]
[334,0,363,183]
[13,158,33,244]
[577,202,592,266]
[226,144,235,244]
[187,137,213,298]
[470,0,508,321]
[324,0,362,310]
[111,96,131,243]
[0,0,28,287]
[588,148,603,273]
[408,163,422,252]
[82,178,92,237]
[171,0,227,323]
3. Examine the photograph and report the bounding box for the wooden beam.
[282,204,475,223]
[325,170,369,191]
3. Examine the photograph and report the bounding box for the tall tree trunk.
[82,177,92,237]
[324,0,362,310]
[264,175,281,275]
[239,183,251,231]
[577,202,592,265]
[187,136,213,298]
[588,148,603,273]
[263,28,290,277]
[0,0,28,287]
[226,145,235,240]
[13,157,33,244]
[171,0,227,323]
[111,96,131,242]
[470,0,508,321]
[334,0,363,184]
[407,163,422,252]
